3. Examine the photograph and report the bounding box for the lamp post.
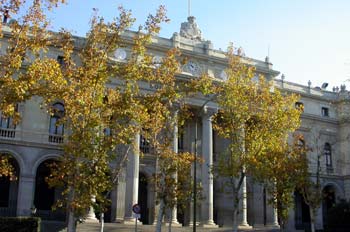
[193,94,217,232]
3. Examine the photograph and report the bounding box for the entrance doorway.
[34,159,65,220]
[294,191,311,230]
[0,154,19,216]
[138,172,149,224]
[322,185,336,227]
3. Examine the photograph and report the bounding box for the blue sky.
[43,0,350,90]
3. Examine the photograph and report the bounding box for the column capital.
[201,106,218,118]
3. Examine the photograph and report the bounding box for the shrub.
[0,217,41,232]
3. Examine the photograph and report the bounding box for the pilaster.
[17,174,35,216]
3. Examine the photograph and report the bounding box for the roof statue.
[180,16,202,41]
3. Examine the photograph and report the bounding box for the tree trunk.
[67,187,77,232]
[310,208,315,232]
[279,222,284,232]
[232,191,239,232]
[168,208,172,232]
[156,199,165,232]
[67,209,76,232]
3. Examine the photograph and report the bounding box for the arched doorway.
[34,159,65,220]
[0,154,19,216]
[322,185,336,227]
[138,172,149,224]
[294,191,311,230]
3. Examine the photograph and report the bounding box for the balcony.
[48,134,64,144]
[0,128,15,138]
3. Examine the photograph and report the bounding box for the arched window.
[49,103,64,143]
[324,143,332,167]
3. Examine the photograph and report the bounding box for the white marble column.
[266,192,279,228]
[239,176,251,228]
[123,133,140,224]
[86,196,99,222]
[170,111,181,226]
[111,168,126,222]
[200,107,217,227]
[16,174,35,216]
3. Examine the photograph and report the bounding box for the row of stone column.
[116,107,279,227]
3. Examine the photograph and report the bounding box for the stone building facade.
[1,17,349,231]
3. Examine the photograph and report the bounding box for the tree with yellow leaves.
[252,134,308,231]
[213,46,301,232]
[24,5,173,232]
[137,46,199,231]
[0,0,65,178]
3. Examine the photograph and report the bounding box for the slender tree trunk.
[310,208,315,232]
[231,173,245,232]
[279,221,284,232]
[168,208,172,232]
[232,191,239,232]
[156,199,165,232]
[67,209,76,232]
[67,188,77,232]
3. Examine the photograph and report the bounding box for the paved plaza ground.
[42,221,281,232]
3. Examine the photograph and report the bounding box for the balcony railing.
[0,128,15,138]
[49,134,64,144]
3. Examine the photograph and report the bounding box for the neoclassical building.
[1,16,349,231]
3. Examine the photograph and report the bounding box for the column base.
[85,212,99,223]
[165,221,182,227]
[238,223,252,229]
[200,221,219,228]
[123,217,143,225]
[85,217,99,223]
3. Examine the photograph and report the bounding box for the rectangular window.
[321,107,329,117]
[325,153,332,167]
[178,132,184,152]
[139,134,150,154]
[295,102,304,112]
[57,56,65,67]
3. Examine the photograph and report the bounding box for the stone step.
[41,221,280,232]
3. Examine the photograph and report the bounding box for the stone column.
[239,176,252,228]
[189,123,200,227]
[266,192,279,228]
[170,110,181,226]
[200,107,217,227]
[124,133,140,224]
[86,196,98,222]
[16,173,35,216]
[111,168,126,222]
